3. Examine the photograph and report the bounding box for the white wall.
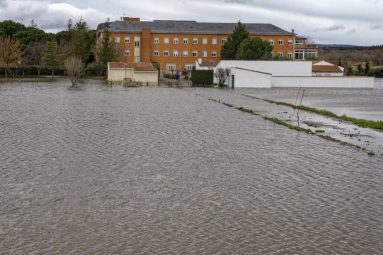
[108,68,158,85]
[216,61,312,77]
[313,72,344,77]
[108,68,134,81]
[230,68,272,88]
[272,77,375,88]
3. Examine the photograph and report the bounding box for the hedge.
[191,70,213,86]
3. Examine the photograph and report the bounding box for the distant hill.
[318,44,383,50]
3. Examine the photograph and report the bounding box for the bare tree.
[22,41,44,76]
[214,68,231,86]
[0,36,22,78]
[64,56,83,87]
[294,87,306,128]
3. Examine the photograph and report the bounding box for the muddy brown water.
[1,80,383,254]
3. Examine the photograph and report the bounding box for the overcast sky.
[1,0,382,45]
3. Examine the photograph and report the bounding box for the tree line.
[0,19,117,81]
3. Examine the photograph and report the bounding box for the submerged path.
[1,82,383,254]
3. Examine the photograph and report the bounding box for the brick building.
[97,17,313,72]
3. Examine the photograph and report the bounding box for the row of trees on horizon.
[0,18,117,79]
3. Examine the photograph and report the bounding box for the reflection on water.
[1,80,383,254]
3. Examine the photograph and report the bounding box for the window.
[288,39,293,45]
[202,51,207,57]
[212,38,217,44]
[173,50,179,57]
[202,38,208,44]
[134,40,140,47]
[124,50,130,56]
[173,37,179,44]
[278,39,284,45]
[269,40,274,45]
[164,37,169,44]
[192,50,198,57]
[221,38,227,44]
[154,50,159,56]
[163,50,169,56]
[183,38,189,44]
[166,64,177,71]
[154,38,160,44]
[193,38,198,44]
[278,52,283,58]
[114,37,120,43]
[211,51,217,57]
[124,37,130,43]
[183,50,188,57]
[134,56,140,63]
[287,52,293,59]
[185,64,195,71]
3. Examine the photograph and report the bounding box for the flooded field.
[1,80,383,254]
[242,78,383,121]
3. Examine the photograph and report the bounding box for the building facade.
[97,17,314,72]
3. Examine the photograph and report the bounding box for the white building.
[214,60,312,88]
[213,60,373,88]
[107,62,159,86]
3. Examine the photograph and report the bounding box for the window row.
[114,37,140,47]
[166,64,196,71]
[153,50,217,57]
[268,39,294,46]
[154,37,226,45]
[270,52,294,59]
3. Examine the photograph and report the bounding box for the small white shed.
[107,62,159,86]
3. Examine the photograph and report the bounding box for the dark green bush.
[191,70,213,86]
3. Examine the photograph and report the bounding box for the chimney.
[292,29,295,34]
[122,17,140,22]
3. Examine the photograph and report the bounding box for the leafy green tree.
[0,20,26,37]
[357,64,364,74]
[14,27,52,48]
[70,19,95,63]
[236,38,273,60]
[96,23,117,75]
[221,21,249,60]
[365,61,370,74]
[42,40,60,79]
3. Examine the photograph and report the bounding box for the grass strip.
[252,97,383,131]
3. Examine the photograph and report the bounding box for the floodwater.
[242,78,383,122]
[1,80,383,254]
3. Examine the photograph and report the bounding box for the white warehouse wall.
[272,77,375,88]
[215,61,312,77]
[230,68,272,88]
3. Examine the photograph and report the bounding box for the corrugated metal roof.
[98,20,293,35]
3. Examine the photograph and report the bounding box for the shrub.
[191,70,213,86]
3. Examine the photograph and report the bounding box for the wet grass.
[262,116,315,134]
[259,98,383,131]
[209,97,377,156]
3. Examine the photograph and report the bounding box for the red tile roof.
[312,65,343,73]
[109,62,158,71]
[199,60,219,67]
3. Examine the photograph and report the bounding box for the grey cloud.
[372,25,383,30]
[323,24,346,31]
